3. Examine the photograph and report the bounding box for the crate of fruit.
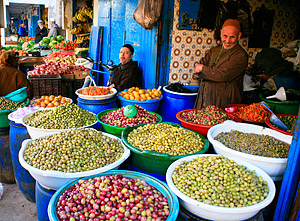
[28,75,62,98]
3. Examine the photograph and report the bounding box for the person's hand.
[195,63,204,73]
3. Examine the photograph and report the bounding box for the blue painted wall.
[97,0,173,89]
[29,16,39,37]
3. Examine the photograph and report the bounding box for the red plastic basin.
[176,108,242,137]
[265,114,297,136]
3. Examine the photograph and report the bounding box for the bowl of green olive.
[166,154,275,221]
[121,122,209,176]
[21,103,97,139]
[265,114,297,135]
[207,120,292,181]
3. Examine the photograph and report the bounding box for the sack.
[133,0,163,30]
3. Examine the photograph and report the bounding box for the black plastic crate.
[28,75,62,98]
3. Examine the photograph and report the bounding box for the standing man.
[194,19,248,108]
[48,18,60,38]
[35,20,48,43]
[110,44,143,92]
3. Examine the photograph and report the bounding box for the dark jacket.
[194,44,248,108]
[0,51,33,98]
[111,60,142,92]
[35,26,48,43]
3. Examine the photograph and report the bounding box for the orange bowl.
[265,114,297,136]
[176,108,242,137]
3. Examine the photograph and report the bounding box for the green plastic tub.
[259,91,300,115]
[121,122,209,175]
[0,99,30,128]
[96,108,162,137]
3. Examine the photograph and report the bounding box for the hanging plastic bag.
[82,75,97,88]
[133,0,163,30]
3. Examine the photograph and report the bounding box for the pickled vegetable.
[172,155,269,207]
[24,103,96,129]
[180,105,228,126]
[0,97,26,110]
[23,128,124,173]
[215,130,290,158]
[127,123,204,156]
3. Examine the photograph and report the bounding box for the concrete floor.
[0,183,37,221]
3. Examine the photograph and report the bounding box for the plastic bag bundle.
[133,0,163,30]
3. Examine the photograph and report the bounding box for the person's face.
[221,26,241,49]
[50,21,55,25]
[38,22,43,27]
[119,47,133,64]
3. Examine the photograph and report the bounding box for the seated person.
[110,44,142,92]
[0,50,33,98]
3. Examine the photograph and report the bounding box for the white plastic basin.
[207,120,292,181]
[166,154,276,221]
[75,87,117,100]
[19,129,130,190]
[21,109,97,139]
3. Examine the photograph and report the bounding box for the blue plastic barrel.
[36,181,56,221]
[9,120,36,202]
[77,96,118,130]
[0,132,15,184]
[159,85,199,123]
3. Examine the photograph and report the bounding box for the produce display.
[1,47,27,56]
[18,37,35,43]
[24,103,96,129]
[80,86,112,96]
[127,123,204,155]
[22,36,65,53]
[0,97,27,111]
[23,128,124,173]
[180,105,229,126]
[165,83,195,93]
[172,155,269,207]
[27,61,89,76]
[233,103,270,122]
[119,87,162,101]
[56,174,170,220]
[99,105,159,127]
[33,95,72,108]
[45,51,77,64]
[215,130,290,158]
[50,41,79,51]
[274,115,297,132]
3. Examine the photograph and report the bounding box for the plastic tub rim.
[207,120,291,163]
[121,122,210,159]
[259,91,300,105]
[48,170,180,221]
[166,154,275,216]
[19,129,130,179]
[96,108,163,131]
[163,85,198,96]
[117,89,164,104]
[21,108,97,133]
